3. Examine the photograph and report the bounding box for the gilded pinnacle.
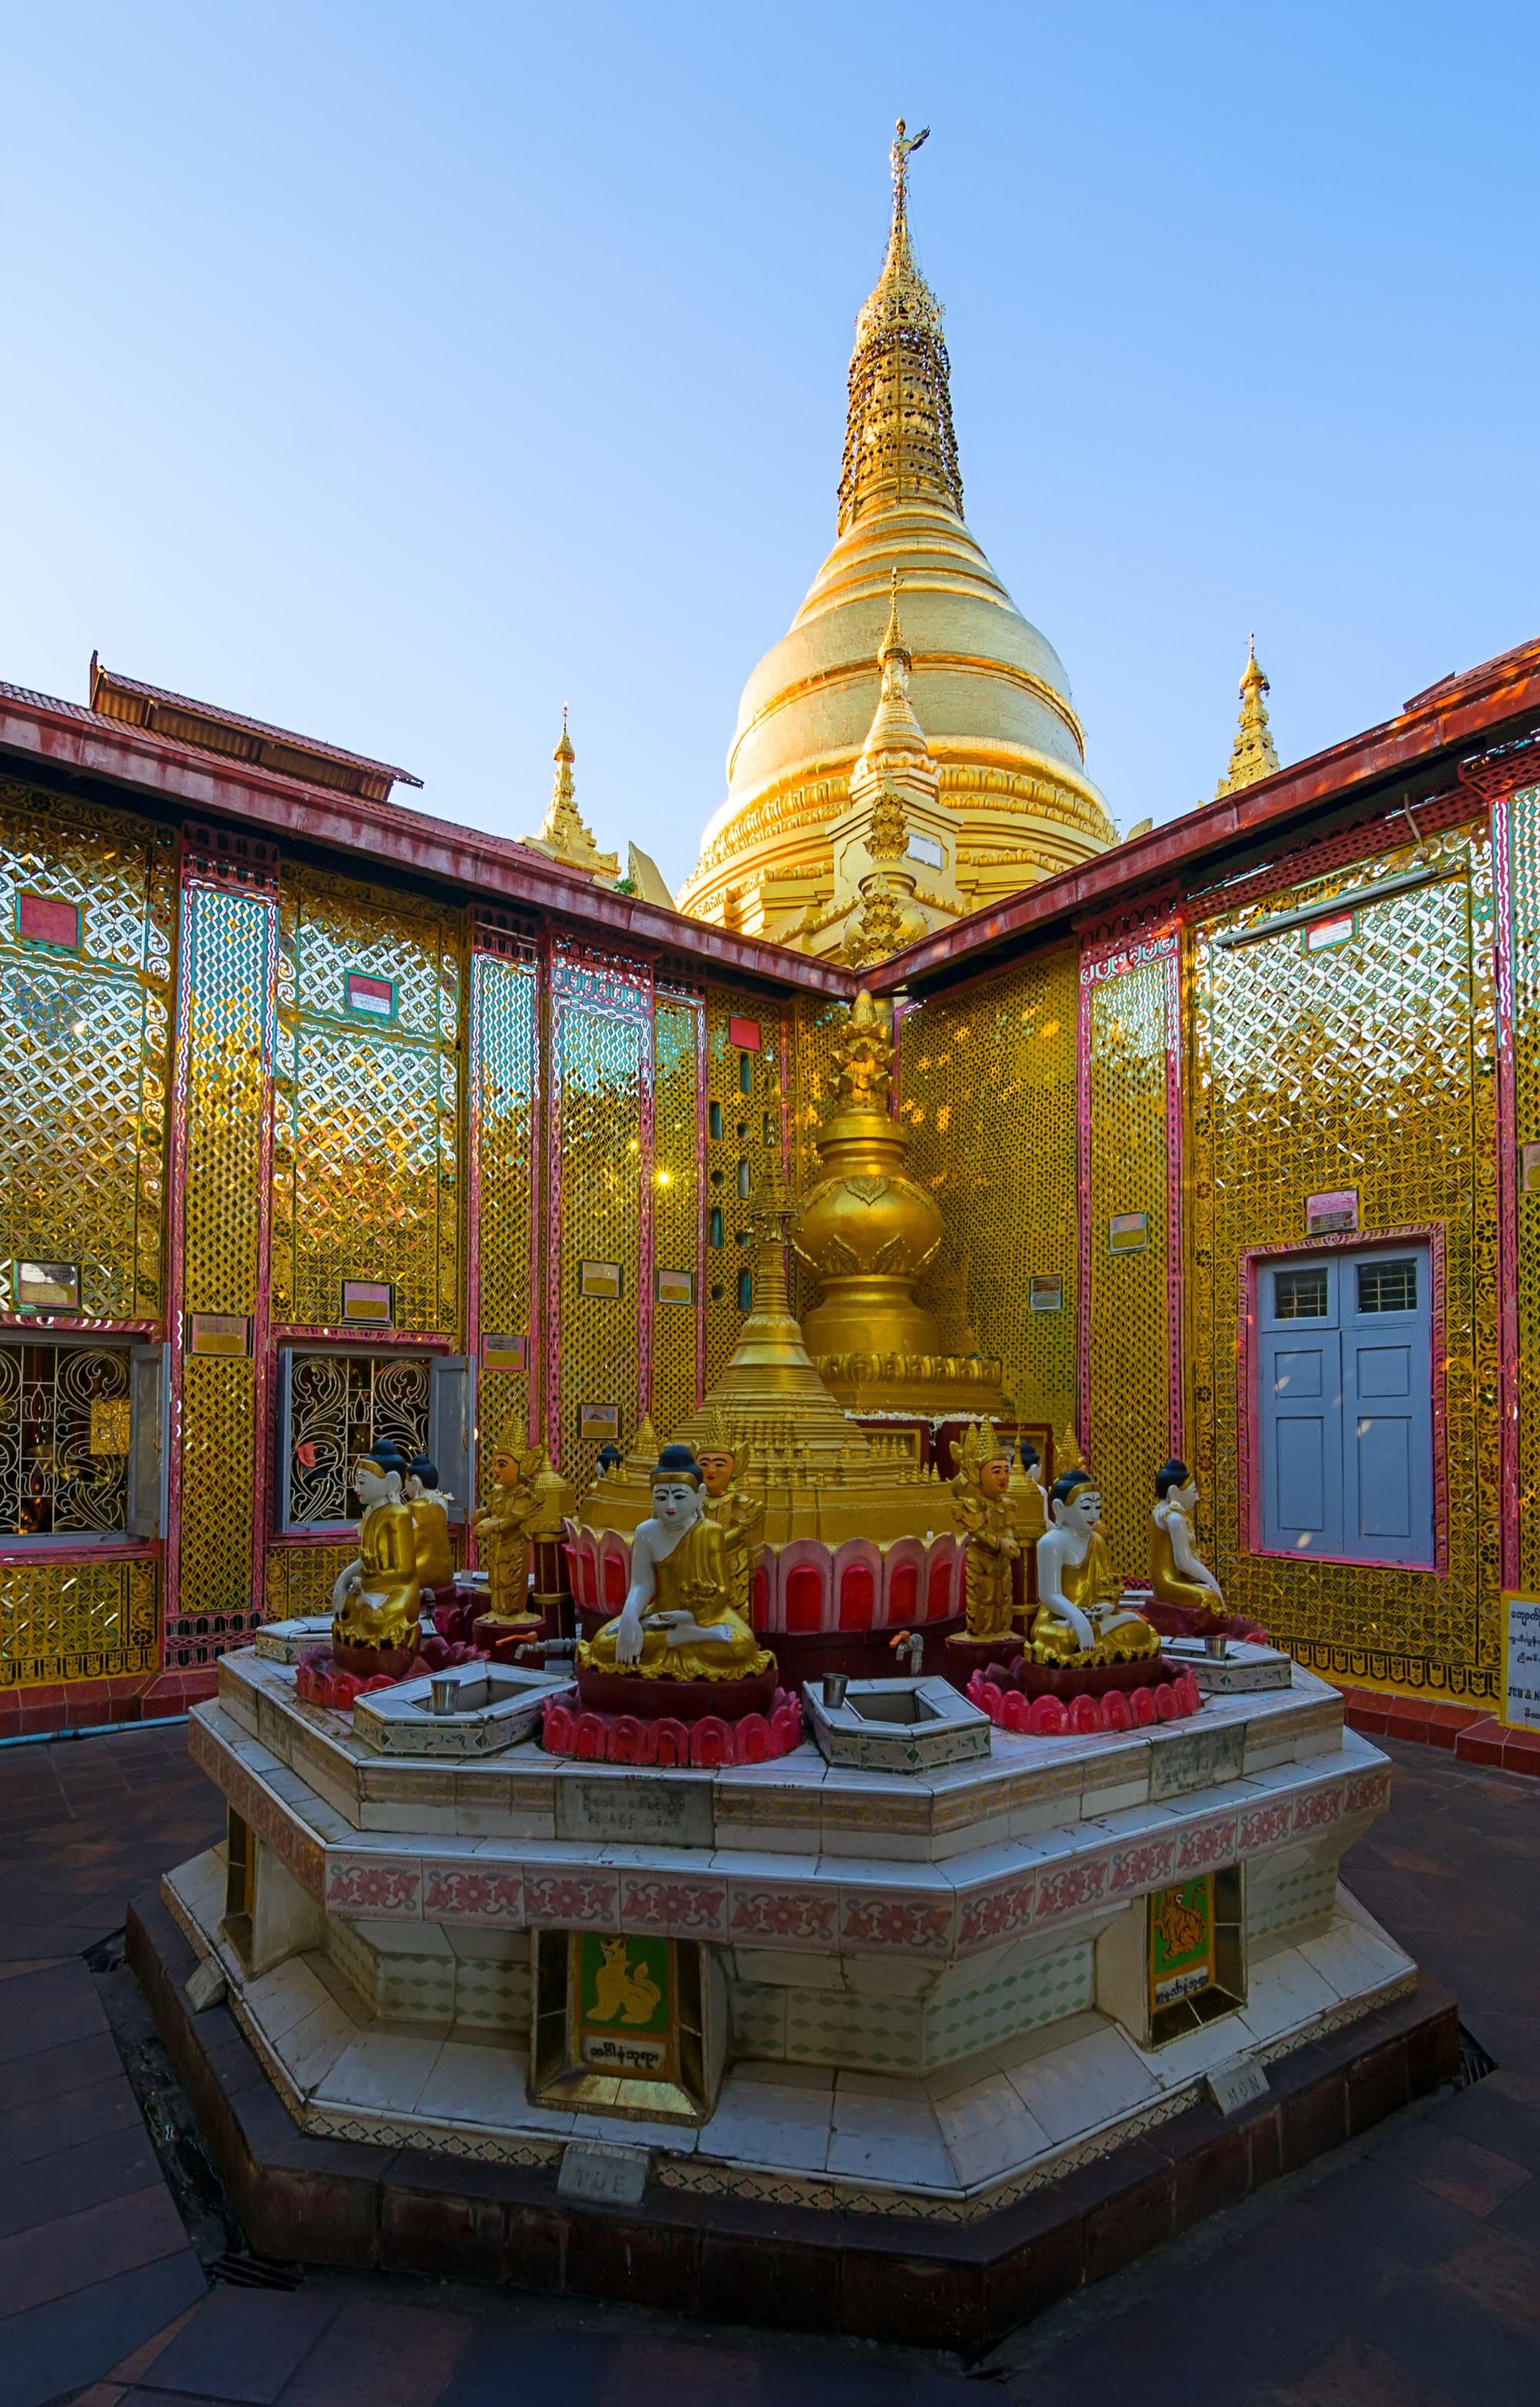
[838,122,962,531]
[1213,634,1282,802]
[522,715,619,880]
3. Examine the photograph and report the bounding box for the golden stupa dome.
[678,123,1114,950]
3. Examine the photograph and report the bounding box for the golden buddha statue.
[578,1445,773,1682]
[404,1453,455,1597]
[949,1421,1019,1642]
[1150,1458,1227,1626]
[472,1424,544,1629]
[1031,1470,1160,1666]
[330,1441,422,1653]
[695,1408,765,1617]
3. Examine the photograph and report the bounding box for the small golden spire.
[879,568,911,668]
[522,712,619,879]
[1213,634,1282,801]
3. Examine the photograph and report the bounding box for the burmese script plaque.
[554,1773,715,1849]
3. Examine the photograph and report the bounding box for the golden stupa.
[794,990,1004,1411]
[578,1160,943,1548]
[677,121,1114,952]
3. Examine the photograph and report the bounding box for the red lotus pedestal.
[574,1660,779,1723]
[330,1631,420,1682]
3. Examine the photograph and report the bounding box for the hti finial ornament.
[891,118,930,222]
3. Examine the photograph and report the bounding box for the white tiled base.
[163,1852,1415,2222]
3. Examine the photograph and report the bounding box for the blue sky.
[2,2,1534,891]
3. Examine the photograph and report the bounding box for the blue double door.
[1257,1245,1432,1567]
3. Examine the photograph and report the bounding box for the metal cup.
[822,1674,849,1709]
[1204,1633,1229,1660]
[430,1672,458,1715]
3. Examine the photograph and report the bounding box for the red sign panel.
[18,892,82,949]
[728,1016,762,1053]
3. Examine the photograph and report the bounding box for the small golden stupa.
[793,991,1005,1413]
[577,1161,942,1549]
[1212,637,1282,802]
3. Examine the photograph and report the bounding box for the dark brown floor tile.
[1368,2121,1532,2217]
[282,2298,476,2407]
[1267,2333,1459,2406]
[1430,2224,1540,2336]
[0,2120,162,2238]
[0,2181,188,2317]
[1353,2277,1540,2407]
[3,2247,206,2407]
[597,2335,762,2407]
[137,2286,346,2402]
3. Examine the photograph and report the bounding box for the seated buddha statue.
[695,1413,765,1619]
[405,1452,456,1602]
[578,1444,773,1682]
[1031,1470,1160,1665]
[1149,1458,1227,1629]
[330,1441,422,1653]
[949,1421,1019,1643]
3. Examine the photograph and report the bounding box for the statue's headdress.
[651,1442,703,1489]
[355,1438,410,1485]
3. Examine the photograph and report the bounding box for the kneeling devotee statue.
[1031,1469,1160,1665]
[471,1424,544,1632]
[695,1411,765,1619]
[331,1441,422,1659]
[578,1444,773,1683]
[950,1421,1020,1647]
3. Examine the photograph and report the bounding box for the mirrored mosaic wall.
[1188,819,1499,1701]
[897,952,1080,1437]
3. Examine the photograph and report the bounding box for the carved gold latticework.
[179,882,270,1616]
[1188,823,1499,1698]
[273,869,459,1334]
[473,947,537,1495]
[555,986,644,1491]
[897,956,1080,1428]
[652,989,704,1440]
[1087,959,1173,1575]
[0,784,174,1321]
[0,1556,157,1690]
[704,992,785,1391]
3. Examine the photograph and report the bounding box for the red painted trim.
[164,839,192,1634]
[1237,1224,1448,1576]
[1492,797,1522,1588]
[0,1317,156,1337]
[0,689,854,1000]
[0,1540,156,1565]
[267,1326,454,1349]
[696,996,708,1406]
[249,886,280,1607]
[638,964,657,1424]
[464,949,487,1520]
[869,651,1540,995]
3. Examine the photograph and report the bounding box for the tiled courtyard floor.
[0,1722,1535,2407]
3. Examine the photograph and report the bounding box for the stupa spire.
[837,120,963,534]
[521,708,619,880]
[1213,636,1282,801]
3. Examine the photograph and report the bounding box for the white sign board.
[1502,1593,1540,1732]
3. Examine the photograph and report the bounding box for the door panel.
[1354,1411,1414,1540]
[1260,1329,1342,1555]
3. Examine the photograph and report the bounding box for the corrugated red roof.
[89,657,422,792]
